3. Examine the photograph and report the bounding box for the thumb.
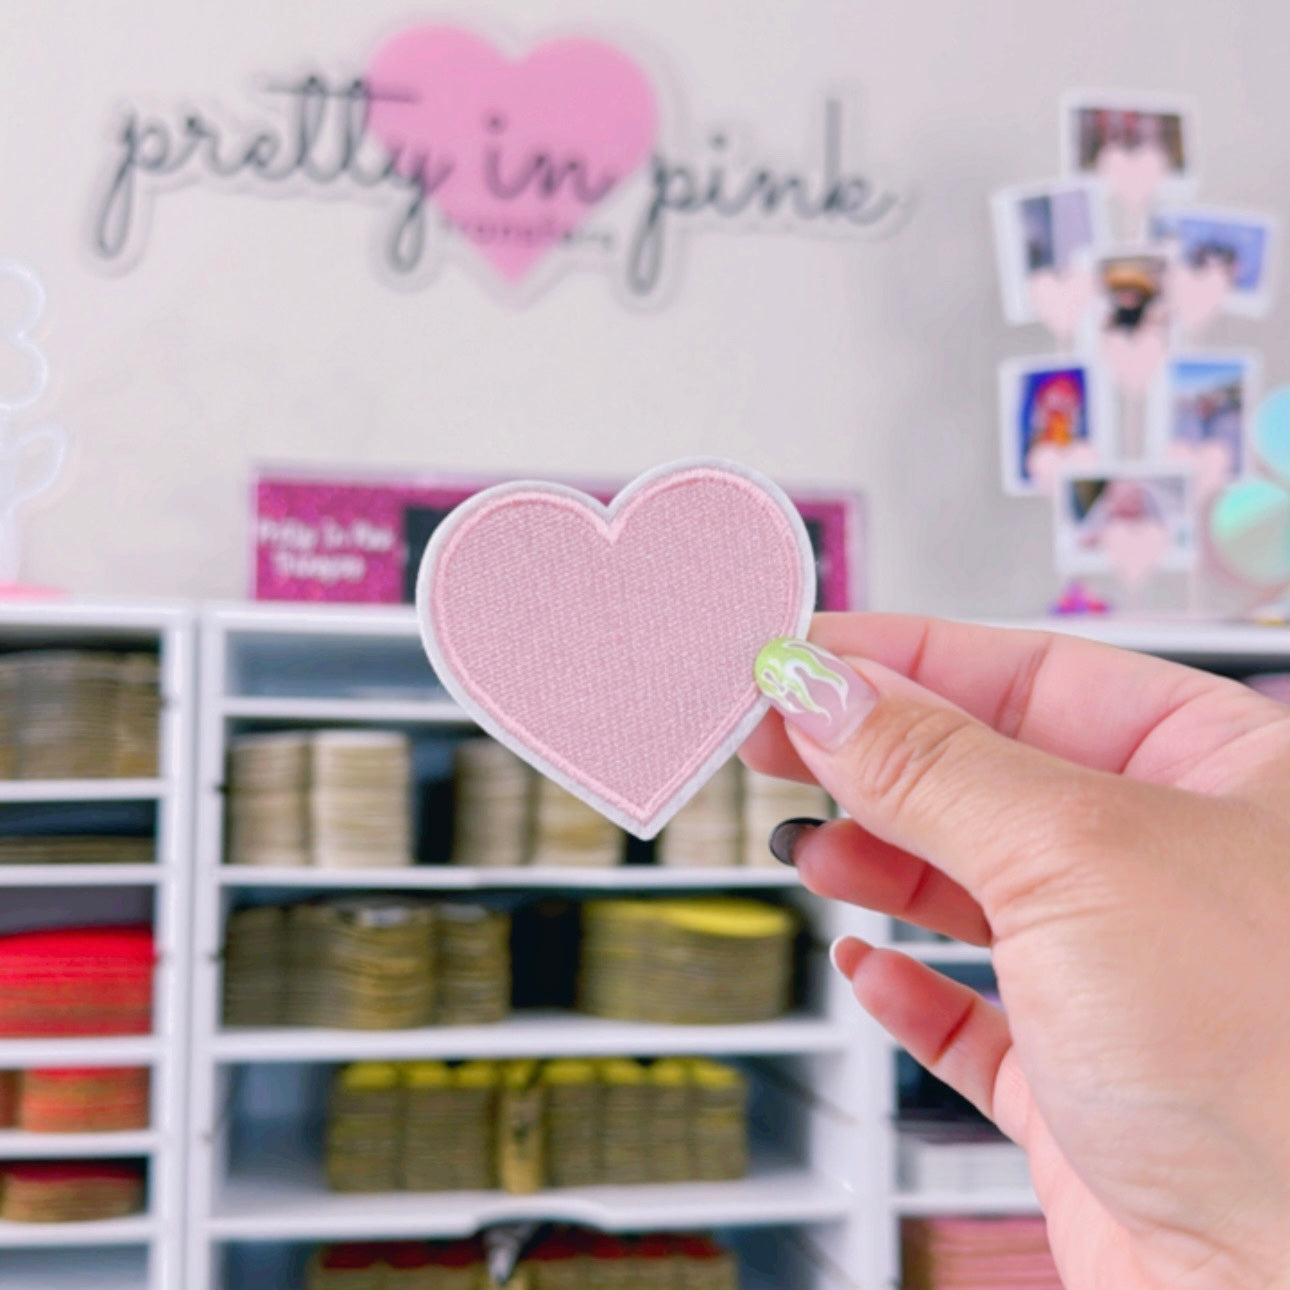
[753,637,1130,916]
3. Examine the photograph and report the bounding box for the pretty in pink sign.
[90,23,903,303]
[253,467,864,610]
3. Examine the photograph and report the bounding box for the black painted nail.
[768,817,826,866]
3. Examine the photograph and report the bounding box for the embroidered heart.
[1025,267,1095,343]
[1100,327,1169,397]
[1168,260,1231,335]
[1103,518,1171,590]
[1166,438,1233,501]
[416,461,815,838]
[365,26,658,283]
[1026,441,1099,498]
[1095,143,1169,212]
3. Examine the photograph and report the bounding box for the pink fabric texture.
[418,462,814,838]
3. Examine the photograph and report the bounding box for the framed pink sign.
[252,465,866,610]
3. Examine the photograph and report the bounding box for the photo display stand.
[991,92,1281,614]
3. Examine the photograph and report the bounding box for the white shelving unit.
[872,619,1290,1289]
[188,602,881,1290]
[0,601,195,1290]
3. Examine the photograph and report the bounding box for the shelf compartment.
[0,1244,149,1288]
[211,1013,849,1063]
[215,865,801,891]
[0,1130,159,1160]
[217,1229,842,1290]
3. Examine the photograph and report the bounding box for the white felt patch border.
[414,457,817,840]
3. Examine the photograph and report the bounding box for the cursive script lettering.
[626,101,898,294]
[90,73,901,297]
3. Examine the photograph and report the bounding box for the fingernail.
[755,638,878,751]
[830,935,865,978]
[767,817,826,866]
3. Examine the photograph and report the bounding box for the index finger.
[742,613,1268,787]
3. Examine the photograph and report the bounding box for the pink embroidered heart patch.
[416,461,816,838]
[366,26,658,283]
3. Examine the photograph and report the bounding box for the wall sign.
[252,466,866,611]
[89,23,903,303]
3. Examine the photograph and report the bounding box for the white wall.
[0,0,1285,615]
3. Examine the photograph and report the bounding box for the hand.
[743,616,1290,1290]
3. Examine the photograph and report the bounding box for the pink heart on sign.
[1100,327,1169,396]
[1026,441,1099,497]
[1096,143,1170,211]
[1103,518,1171,590]
[1167,438,1233,500]
[366,26,658,282]
[417,462,815,838]
[1168,260,1232,334]
[1026,268,1095,342]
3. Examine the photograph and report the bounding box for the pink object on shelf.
[417,460,815,839]
[1050,580,1111,616]
[903,1215,1061,1289]
[0,583,65,600]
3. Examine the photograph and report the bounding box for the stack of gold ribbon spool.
[579,898,797,1024]
[323,1058,748,1194]
[286,898,437,1030]
[224,898,512,1030]
[226,730,411,869]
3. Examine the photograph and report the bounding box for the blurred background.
[2,0,1285,616]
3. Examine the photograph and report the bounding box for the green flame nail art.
[754,638,850,716]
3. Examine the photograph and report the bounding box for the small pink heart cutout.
[1168,260,1232,335]
[1026,441,1100,498]
[1167,438,1233,501]
[1096,143,1170,212]
[416,461,816,838]
[1100,327,1169,397]
[1103,518,1171,590]
[1026,267,1095,343]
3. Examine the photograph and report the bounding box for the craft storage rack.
[0,601,194,1290]
[872,618,1290,1289]
[186,602,889,1290]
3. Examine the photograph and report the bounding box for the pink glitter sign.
[252,466,864,609]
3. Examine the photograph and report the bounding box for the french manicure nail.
[767,817,826,866]
[829,936,852,976]
[754,638,878,751]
